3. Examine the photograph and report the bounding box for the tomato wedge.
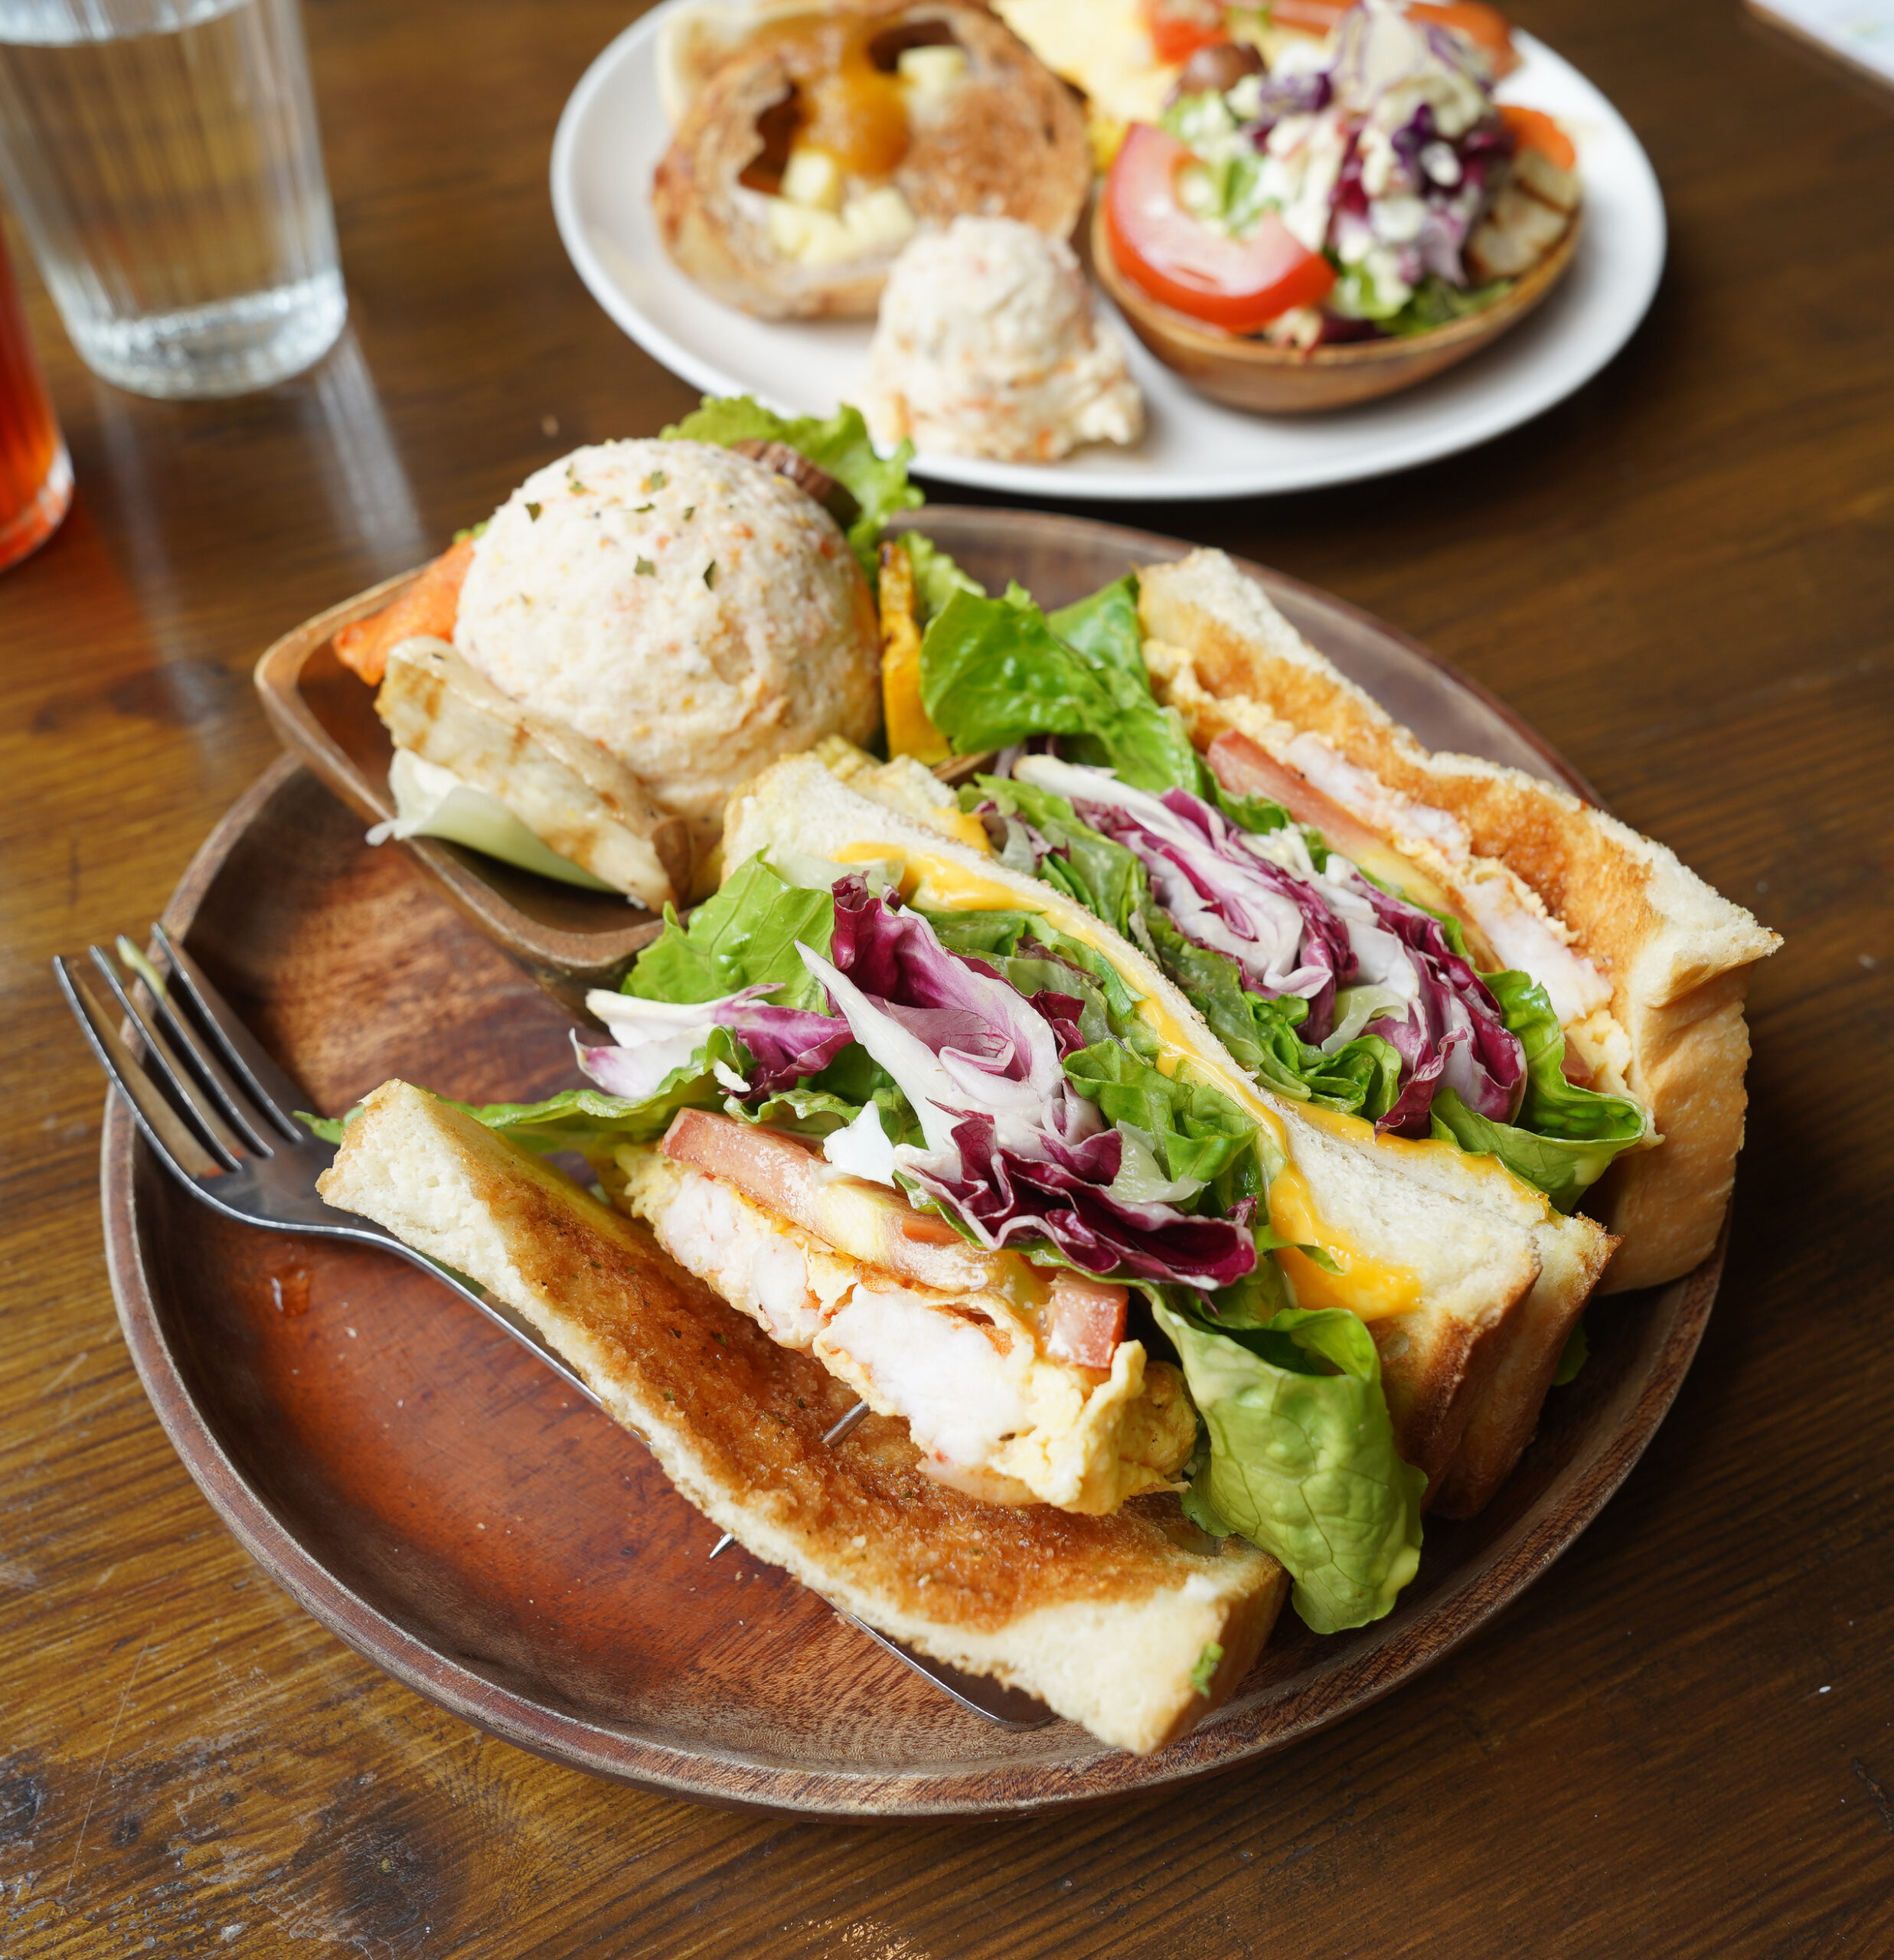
[1499,103,1576,171]
[1105,123,1335,332]
[1265,0,1518,75]
[1266,0,1354,30]
[1139,0,1228,66]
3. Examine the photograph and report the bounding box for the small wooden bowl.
[1091,200,1582,414]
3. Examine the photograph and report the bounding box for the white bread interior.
[723,753,1557,1495]
[318,1081,1287,1756]
[1138,549,1779,1294]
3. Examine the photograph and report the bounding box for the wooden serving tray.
[129,507,1722,1816]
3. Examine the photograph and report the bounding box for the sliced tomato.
[1105,123,1334,333]
[1139,0,1228,66]
[1261,0,1517,64]
[1267,0,1354,31]
[1046,1274,1128,1370]
[1409,1,1519,77]
[1499,102,1576,171]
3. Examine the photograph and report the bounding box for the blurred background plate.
[113,508,1726,1818]
[550,0,1667,502]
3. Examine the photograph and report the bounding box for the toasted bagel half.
[653,1,1091,319]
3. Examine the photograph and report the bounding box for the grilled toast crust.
[652,0,1090,320]
[1138,550,1779,1294]
[318,1082,1288,1755]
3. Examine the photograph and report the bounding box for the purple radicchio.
[578,984,851,1101]
[1014,756,1354,1039]
[1010,756,1525,1138]
[1351,884,1525,1135]
[800,877,1256,1289]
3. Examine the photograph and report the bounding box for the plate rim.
[548,2,1669,503]
[112,517,1720,1817]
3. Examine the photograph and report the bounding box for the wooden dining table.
[3,0,1890,1951]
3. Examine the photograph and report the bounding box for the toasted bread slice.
[317,1081,1286,1754]
[652,1,1090,320]
[1298,1108,1618,1518]
[723,753,1549,1494]
[1138,549,1779,1294]
[376,638,692,909]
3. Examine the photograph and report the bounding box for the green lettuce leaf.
[921,580,1203,792]
[902,531,985,624]
[1429,970,1650,1211]
[661,395,921,580]
[1385,274,1514,338]
[1063,1040,1258,1187]
[1155,1301,1425,1633]
[628,854,833,1012]
[462,1069,720,1153]
[465,858,856,1155]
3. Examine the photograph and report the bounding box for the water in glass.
[0,0,346,399]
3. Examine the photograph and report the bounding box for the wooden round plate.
[111,511,1723,1818]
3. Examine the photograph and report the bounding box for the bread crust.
[1137,550,1779,1295]
[653,0,1090,320]
[318,1081,1288,1755]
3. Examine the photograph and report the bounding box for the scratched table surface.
[2,0,1890,1953]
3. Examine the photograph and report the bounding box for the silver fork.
[57,927,1052,1732]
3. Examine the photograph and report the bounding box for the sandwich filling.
[430,837,1428,1635]
[914,569,1653,1216]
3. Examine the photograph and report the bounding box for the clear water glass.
[0,0,345,399]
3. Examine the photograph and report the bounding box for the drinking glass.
[0,0,346,400]
[0,219,69,567]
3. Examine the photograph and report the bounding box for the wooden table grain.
[1,0,1889,1952]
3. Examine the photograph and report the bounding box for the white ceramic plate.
[550,2,1667,501]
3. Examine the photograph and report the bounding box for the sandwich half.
[902,544,1772,1515]
[720,752,1551,1504]
[319,748,1488,1713]
[1132,548,1780,1297]
[318,1081,1286,1754]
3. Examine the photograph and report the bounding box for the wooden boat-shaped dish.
[1091,201,1582,414]
[256,505,1584,1000]
[185,505,1726,1814]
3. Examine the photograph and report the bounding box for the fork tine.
[87,947,249,1169]
[113,936,276,1155]
[55,959,227,1180]
[151,923,306,1140]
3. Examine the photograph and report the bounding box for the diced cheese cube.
[766,185,917,266]
[897,43,969,103]
[780,145,844,211]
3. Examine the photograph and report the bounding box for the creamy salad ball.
[866,216,1145,462]
[452,439,880,847]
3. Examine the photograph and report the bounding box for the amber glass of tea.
[0,223,71,571]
